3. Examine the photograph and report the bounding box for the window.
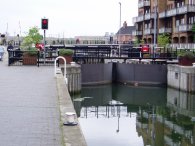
[189,0,194,5]
[176,20,180,26]
[181,18,185,24]
[189,16,194,24]
[175,72,179,79]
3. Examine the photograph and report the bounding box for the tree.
[192,23,195,43]
[134,37,144,46]
[134,37,139,46]
[21,26,42,50]
[157,33,170,47]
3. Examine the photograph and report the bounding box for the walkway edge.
[56,73,87,146]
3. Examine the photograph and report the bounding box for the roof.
[116,26,136,35]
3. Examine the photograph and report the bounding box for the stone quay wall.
[168,65,195,93]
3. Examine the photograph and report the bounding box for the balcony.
[138,1,144,8]
[137,15,144,22]
[166,8,177,17]
[132,30,143,36]
[159,11,166,18]
[144,1,150,7]
[144,13,154,20]
[175,24,193,32]
[177,5,195,15]
[138,0,150,8]
[133,15,144,23]
[156,5,195,19]
[188,5,195,12]
[177,5,188,15]
[144,28,151,35]
[132,17,137,24]
[159,28,172,33]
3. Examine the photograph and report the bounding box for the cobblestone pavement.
[0,50,63,146]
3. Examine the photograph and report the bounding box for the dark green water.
[71,84,195,146]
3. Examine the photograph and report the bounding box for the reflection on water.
[71,84,195,146]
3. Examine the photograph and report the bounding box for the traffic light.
[41,19,48,30]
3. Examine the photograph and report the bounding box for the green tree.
[134,37,144,46]
[192,23,195,43]
[134,37,139,46]
[140,38,145,44]
[21,26,42,50]
[157,33,170,47]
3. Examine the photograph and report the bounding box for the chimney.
[123,21,127,28]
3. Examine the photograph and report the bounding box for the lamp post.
[153,0,157,58]
[118,2,121,57]
[154,0,157,48]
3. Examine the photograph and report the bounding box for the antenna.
[6,23,8,35]
[19,21,21,36]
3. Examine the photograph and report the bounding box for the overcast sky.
[1,0,138,37]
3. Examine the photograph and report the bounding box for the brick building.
[115,21,136,44]
[133,0,195,48]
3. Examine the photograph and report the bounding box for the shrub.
[24,47,38,56]
[59,49,74,56]
[178,50,195,59]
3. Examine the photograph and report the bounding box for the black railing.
[8,45,193,66]
[8,50,59,66]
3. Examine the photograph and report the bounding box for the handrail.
[54,56,67,84]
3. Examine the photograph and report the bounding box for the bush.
[25,47,38,56]
[59,49,74,56]
[178,50,195,59]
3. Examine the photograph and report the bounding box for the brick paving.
[0,51,63,146]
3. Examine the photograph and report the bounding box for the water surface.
[71,84,195,146]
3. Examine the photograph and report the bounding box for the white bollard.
[64,112,77,126]
[193,63,195,67]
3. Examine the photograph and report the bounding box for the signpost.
[41,18,48,64]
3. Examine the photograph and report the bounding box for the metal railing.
[170,43,195,49]
[8,44,193,65]
[8,49,59,66]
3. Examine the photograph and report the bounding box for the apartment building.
[133,0,195,48]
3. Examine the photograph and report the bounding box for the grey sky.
[1,0,138,37]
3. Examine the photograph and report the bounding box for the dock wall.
[167,65,195,93]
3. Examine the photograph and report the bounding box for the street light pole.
[153,0,157,58]
[119,2,121,57]
[154,0,157,47]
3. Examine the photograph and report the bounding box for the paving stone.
[0,55,63,146]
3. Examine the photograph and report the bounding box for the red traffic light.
[41,19,48,30]
[42,19,47,24]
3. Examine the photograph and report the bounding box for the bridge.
[8,44,178,66]
[51,44,177,64]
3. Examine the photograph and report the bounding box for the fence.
[8,46,195,66]
[8,49,60,66]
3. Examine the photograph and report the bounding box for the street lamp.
[154,0,157,47]
[119,2,121,57]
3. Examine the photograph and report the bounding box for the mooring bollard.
[63,112,78,126]
[193,63,195,67]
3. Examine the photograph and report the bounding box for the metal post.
[154,0,157,48]
[43,30,46,64]
[119,2,121,57]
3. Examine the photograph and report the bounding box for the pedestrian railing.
[8,46,194,66]
[8,50,60,66]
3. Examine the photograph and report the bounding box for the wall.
[62,64,81,93]
[81,63,113,85]
[115,63,167,86]
[167,87,195,116]
[81,63,167,86]
[167,65,195,93]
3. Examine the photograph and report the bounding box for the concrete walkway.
[0,49,86,146]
